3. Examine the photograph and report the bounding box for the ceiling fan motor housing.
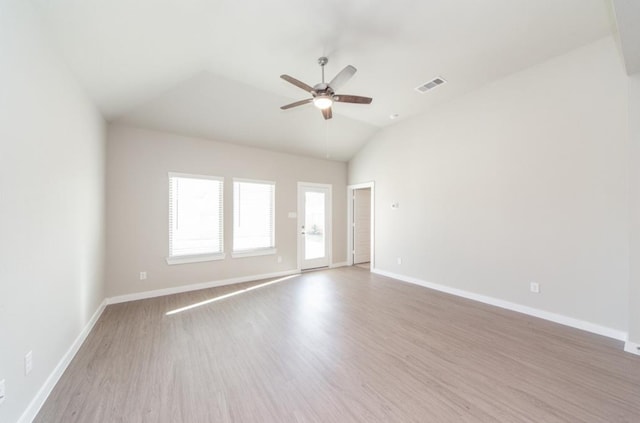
[312,83,333,97]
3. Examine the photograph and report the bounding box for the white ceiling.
[32,0,614,161]
[611,0,640,74]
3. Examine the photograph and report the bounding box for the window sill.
[166,253,226,265]
[231,248,277,259]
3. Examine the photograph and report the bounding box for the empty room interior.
[2,0,640,421]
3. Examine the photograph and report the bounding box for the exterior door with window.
[298,183,331,270]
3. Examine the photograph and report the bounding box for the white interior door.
[353,188,371,264]
[298,183,331,270]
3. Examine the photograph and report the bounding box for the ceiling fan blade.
[280,74,314,93]
[329,65,356,90]
[280,98,313,110]
[321,107,332,120]
[334,94,373,104]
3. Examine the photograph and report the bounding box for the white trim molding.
[371,268,627,342]
[107,269,300,305]
[166,252,226,265]
[18,300,107,423]
[330,261,348,268]
[168,172,224,182]
[231,248,276,259]
[624,341,640,356]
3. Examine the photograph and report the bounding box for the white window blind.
[233,179,275,253]
[169,173,223,258]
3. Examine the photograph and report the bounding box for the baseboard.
[18,299,107,423]
[107,269,301,305]
[330,261,348,268]
[624,341,640,356]
[371,268,627,342]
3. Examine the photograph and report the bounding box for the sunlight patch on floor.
[165,274,299,315]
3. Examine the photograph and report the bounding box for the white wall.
[629,73,640,345]
[106,124,347,298]
[349,37,630,334]
[0,1,106,422]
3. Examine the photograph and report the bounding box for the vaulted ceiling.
[32,0,615,161]
[611,0,640,75]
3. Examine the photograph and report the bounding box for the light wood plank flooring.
[36,267,640,422]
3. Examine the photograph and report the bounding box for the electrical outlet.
[397,257,402,265]
[277,256,282,263]
[139,271,147,280]
[530,282,540,294]
[0,379,5,405]
[25,351,33,375]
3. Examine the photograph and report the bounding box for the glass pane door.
[304,191,326,260]
[298,184,331,270]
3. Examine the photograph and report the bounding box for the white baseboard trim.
[624,341,640,356]
[18,299,107,423]
[330,261,348,268]
[107,269,301,305]
[371,268,627,342]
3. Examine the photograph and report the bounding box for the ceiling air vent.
[415,77,446,94]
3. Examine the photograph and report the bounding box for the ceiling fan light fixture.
[313,96,333,110]
[280,57,371,119]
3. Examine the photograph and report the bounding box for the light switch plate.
[25,351,33,375]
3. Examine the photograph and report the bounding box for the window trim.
[166,252,226,265]
[231,248,277,259]
[232,178,276,256]
[166,172,225,265]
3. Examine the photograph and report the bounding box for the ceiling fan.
[280,57,373,120]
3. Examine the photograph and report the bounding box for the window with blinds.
[168,173,224,262]
[233,179,275,255]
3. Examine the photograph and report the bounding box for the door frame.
[297,182,333,271]
[347,182,375,269]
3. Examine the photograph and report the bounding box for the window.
[233,179,275,257]
[167,173,224,264]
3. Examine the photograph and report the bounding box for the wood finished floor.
[36,267,640,422]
